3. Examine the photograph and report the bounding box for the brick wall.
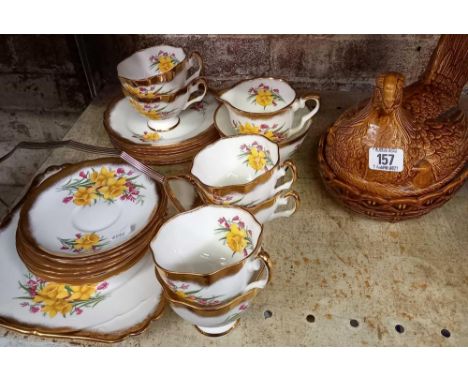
[82,34,441,92]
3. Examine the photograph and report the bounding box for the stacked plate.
[103,92,220,165]
[16,158,167,284]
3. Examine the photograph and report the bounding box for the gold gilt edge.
[0,163,167,344]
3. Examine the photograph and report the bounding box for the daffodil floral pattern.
[212,193,244,206]
[190,100,208,115]
[239,141,274,172]
[128,98,175,120]
[132,131,161,143]
[234,121,287,142]
[248,83,284,109]
[15,274,108,318]
[123,83,164,99]
[58,232,109,253]
[216,216,254,257]
[149,50,179,74]
[60,166,145,206]
[166,280,224,306]
[222,303,249,325]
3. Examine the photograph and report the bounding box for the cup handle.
[183,78,208,110]
[184,52,204,86]
[268,191,300,221]
[244,249,272,292]
[288,94,320,136]
[273,159,298,194]
[164,174,207,212]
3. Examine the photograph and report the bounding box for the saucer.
[105,92,219,149]
[214,104,312,162]
[0,211,165,343]
[19,158,163,258]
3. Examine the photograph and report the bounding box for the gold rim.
[162,253,269,316]
[189,135,280,197]
[123,77,207,105]
[194,319,240,337]
[215,77,298,118]
[18,158,167,260]
[0,165,167,344]
[151,204,264,285]
[213,103,312,147]
[117,46,198,86]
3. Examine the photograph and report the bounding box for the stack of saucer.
[104,45,219,165]
[16,158,167,284]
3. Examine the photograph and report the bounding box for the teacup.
[118,45,204,96]
[217,77,320,142]
[126,77,207,132]
[151,205,271,306]
[165,176,300,224]
[164,262,270,336]
[190,135,297,207]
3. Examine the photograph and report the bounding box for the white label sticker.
[369,147,404,172]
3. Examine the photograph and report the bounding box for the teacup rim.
[159,261,266,316]
[213,103,312,147]
[123,77,207,105]
[150,204,264,285]
[189,135,281,196]
[216,76,297,117]
[117,44,191,85]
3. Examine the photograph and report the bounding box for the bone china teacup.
[151,205,272,307]
[117,45,204,97]
[126,77,207,132]
[217,77,320,142]
[163,263,270,336]
[190,135,297,207]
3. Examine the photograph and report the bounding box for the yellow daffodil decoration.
[167,280,224,306]
[238,142,274,173]
[236,121,287,143]
[216,216,254,257]
[132,131,161,143]
[58,232,108,253]
[60,166,145,207]
[247,83,284,109]
[149,50,179,74]
[16,274,109,318]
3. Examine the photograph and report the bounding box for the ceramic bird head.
[373,72,405,114]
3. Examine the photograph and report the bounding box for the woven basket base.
[318,134,468,222]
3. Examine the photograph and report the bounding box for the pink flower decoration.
[30,306,40,313]
[75,233,81,238]
[232,216,239,221]
[218,217,226,224]
[273,88,279,93]
[62,196,73,204]
[97,281,108,290]
[128,170,134,176]
[28,287,37,297]
[20,302,29,307]
[239,303,248,311]
[116,168,125,175]
[180,283,190,290]
[79,171,87,178]
[75,307,83,315]
[238,221,245,229]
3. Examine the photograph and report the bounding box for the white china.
[214,103,311,162]
[107,93,218,145]
[23,161,159,257]
[165,176,299,224]
[151,205,268,305]
[0,212,164,337]
[167,264,269,336]
[118,45,203,95]
[217,77,319,141]
[190,135,297,207]
[252,190,299,224]
[127,77,207,131]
